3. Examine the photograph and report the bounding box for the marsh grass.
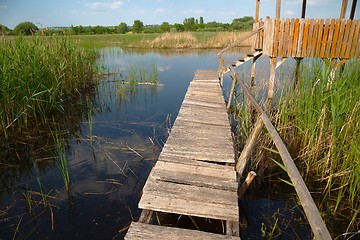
[0,36,97,136]
[233,59,360,234]
[276,60,360,214]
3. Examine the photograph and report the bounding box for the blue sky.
[0,0,358,29]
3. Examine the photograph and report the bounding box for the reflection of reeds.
[54,131,71,191]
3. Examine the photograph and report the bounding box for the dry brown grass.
[134,31,254,49]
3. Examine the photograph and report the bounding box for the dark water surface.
[0,48,309,239]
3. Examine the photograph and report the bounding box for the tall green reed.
[276,59,359,215]
[0,36,97,136]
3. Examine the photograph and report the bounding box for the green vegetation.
[1,16,254,36]
[233,60,360,234]
[13,21,39,35]
[277,60,359,215]
[0,36,97,136]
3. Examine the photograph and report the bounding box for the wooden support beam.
[267,57,277,105]
[138,210,153,223]
[276,0,281,19]
[255,0,261,22]
[340,0,349,19]
[226,221,240,237]
[350,0,358,19]
[301,0,307,18]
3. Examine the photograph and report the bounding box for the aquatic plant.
[0,36,97,136]
[276,60,360,215]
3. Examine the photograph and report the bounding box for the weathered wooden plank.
[325,19,336,58]
[306,19,315,57]
[159,152,234,169]
[352,20,360,58]
[320,19,330,58]
[139,180,239,221]
[314,19,324,57]
[292,18,300,57]
[288,18,294,57]
[301,19,310,58]
[296,18,305,57]
[341,19,353,57]
[345,20,357,58]
[335,19,347,58]
[273,18,281,56]
[149,161,237,191]
[158,152,235,168]
[330,19,342,57]
[125,222,240,240]
[278,19,285,57]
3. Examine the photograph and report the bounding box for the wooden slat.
[301,19,310,58]
[149,161,237,191]
[341,19,353,57]
[139,180,239,221]
[125,222,240,240]
[325,19,336,58]
[314,19,324,57]
[320,19,330,58]
[278,19,285,57]
[345,20,357,58]
[292,18,300,57]
[288,18,295,57]
[273,18,281,56]
[335,19,347,58]
[330,19,342,57]
[297,18,305,57]
[351,20,360,57]
[306,19,315,57]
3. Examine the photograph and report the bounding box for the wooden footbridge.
[126,70,240,239]
[125,0,358,239]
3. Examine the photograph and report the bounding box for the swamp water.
[0,48,310,239]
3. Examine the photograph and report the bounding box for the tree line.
[0,16,254,36]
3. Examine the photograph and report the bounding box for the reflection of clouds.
[157,65,171,72]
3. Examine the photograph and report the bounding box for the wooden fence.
[262,18,360,59]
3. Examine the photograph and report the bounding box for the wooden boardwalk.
[126,70,239,239]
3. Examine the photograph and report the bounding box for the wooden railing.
[263,18,360,59]
[217,26,332,239]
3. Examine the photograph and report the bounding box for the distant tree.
[132,20,144,33]
[160,22,171,32]
[183,17,195,31]
[173,23,184,32]
[231,16,255,31]
[0,24,11,35]
[118,22,128,34]
[14,21,38,35]
[200,16,204,25]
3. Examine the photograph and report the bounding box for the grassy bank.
[0,36,98,136]
[69,31,253,49]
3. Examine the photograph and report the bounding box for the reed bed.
[0,36,97,135]
[233,59,360,233]
[275,60,360,215]
[143,31,253,49]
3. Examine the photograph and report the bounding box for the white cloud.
[0,5,7,9]
[183,9,206,15]
[88,1,123,11]
[308,0,331,6]
[154,8,166,14]
[284,10,294,16]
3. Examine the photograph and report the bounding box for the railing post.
[255,0,261,22]
[276,0,281,19]
[340,0,349,19]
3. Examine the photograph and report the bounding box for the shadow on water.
[0,47,318,239]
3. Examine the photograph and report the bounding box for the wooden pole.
[301,0,307,18]
[276,0,281,19]
[350,0,358,19]
[267,57,277,106]
[340,0,349,19]
[255,0,261,22]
